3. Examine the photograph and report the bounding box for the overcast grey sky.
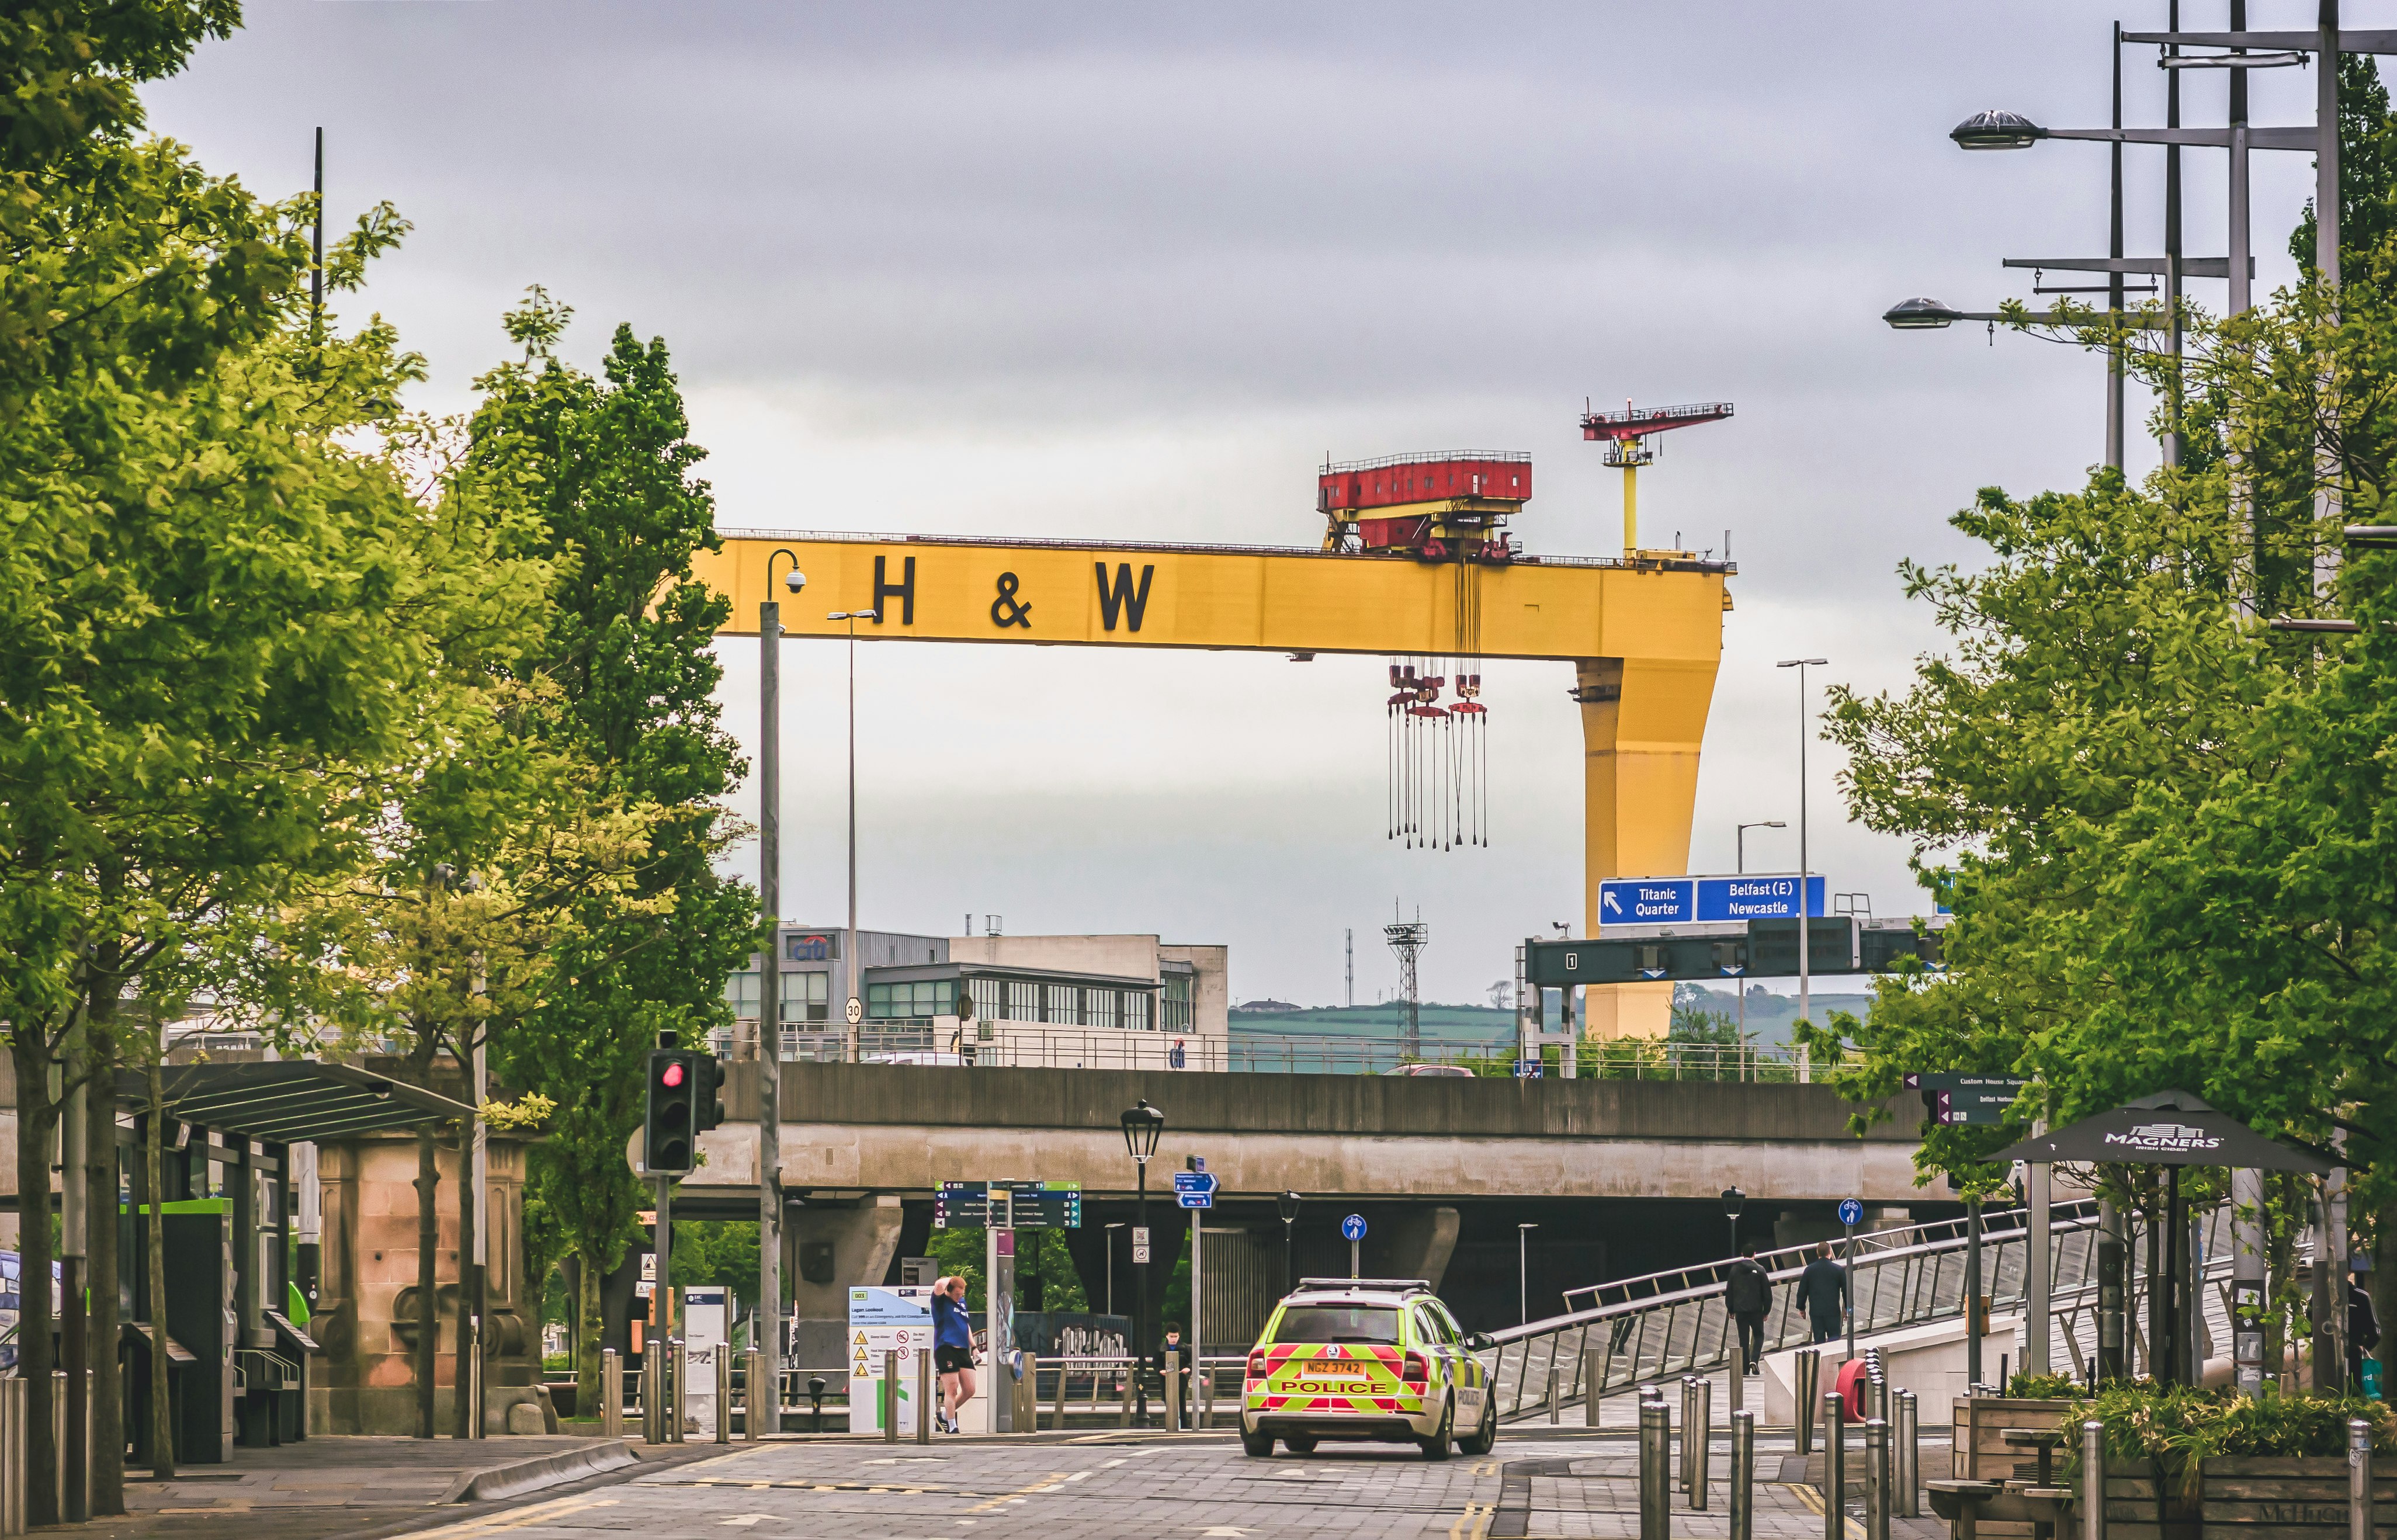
[144,3,2351,1008]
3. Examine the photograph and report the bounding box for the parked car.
[1380,1063,1473,1077]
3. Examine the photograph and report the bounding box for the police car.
[1239,1278,1496,1459]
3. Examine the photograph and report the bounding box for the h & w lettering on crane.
[1095,562,1154,633]
[873,555,915,626]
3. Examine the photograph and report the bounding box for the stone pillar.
[789,1195,907,1322]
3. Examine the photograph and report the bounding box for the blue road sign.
[1341,1213,1368,1242]
[1694,875,1824,922]
[1514,1059,1543,1078]
[1597,878,1694,925]
[1837,1198,1865,1227]
[1172,1171,1217,1209]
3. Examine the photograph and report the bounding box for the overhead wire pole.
[758,553,802,1438]
[2316,0,2343,604]
[1777,658,1827,1082]
[2165,3,2184,475]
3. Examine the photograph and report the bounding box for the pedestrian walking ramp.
[1474,1199,2244,1423]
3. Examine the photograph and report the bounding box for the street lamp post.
[1517,1224,1538,1324]
[1733,821,1784,1059]
[759,554,803,1427]
[826,608,878,1054]
[1775,659,1828,1081]
[1121,1099,1165,1422]
[1277,1192,1302,1295]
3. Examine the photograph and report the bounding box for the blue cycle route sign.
[1340,1213,1367,1242]
[1838,1198,1865,1227]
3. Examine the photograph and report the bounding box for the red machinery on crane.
[1580,400,1733,556]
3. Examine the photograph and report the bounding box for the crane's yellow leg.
[1577,653,1717,1040]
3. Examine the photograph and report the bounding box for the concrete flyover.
[679,1063,1932,1343]
[695,1062,1926,1205]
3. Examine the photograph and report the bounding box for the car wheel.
[1418,1394,1455,1461]
[1284,1435,1317,1454]
[1456,1393,1496,1456]
[1241,1424,1275,1458]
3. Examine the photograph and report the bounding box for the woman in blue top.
[931,1276,976,1433]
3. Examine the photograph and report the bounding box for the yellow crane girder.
[695,529,1734,1039]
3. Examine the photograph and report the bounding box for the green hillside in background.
[1230,988,1877,1049]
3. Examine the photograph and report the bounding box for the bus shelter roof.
[118,1061,472,1144]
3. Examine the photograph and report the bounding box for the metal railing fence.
[1475,1202,2235,1424]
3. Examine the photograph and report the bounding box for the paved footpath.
[335,1428,1947,1540]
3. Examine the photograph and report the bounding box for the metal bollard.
[1547,1361,1561,1424]
[1731,1409,1756,1540]
[1164,1350,1182,1432]
[1896,1390,1919,1518]
[2083,1419,2107,1540]
[601,1348,623,1440]
[884,1350,900,1442]
[1795,1348,1819,1457]
[2350,1418,2372,1540]
[1680,1377,1699,1494]
[1690,1377,1712,1511]
[1053,1357,1069,1430]
[1119,1362,1133,1428]
[643,1340,662,1444]
[1822,1390,1846,1540]
[917,1350,932,1445]
[1640,1395,1673,1540]
[716,1347,732,1444]
[675,1340,689,1442]
[1865,1419,1889,1540]
[1586,1348,1606,1428]
[744,1348,765,1441]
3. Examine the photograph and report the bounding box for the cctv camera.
[785,570,806,594]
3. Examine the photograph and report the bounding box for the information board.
[847,1285,933,1435]
[935,1180,1084,1230]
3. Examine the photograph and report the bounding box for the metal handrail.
[1474,1201,2225,1424]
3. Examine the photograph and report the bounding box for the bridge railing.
[1473,1201,2232,1423]
[764,1022,1808,1078]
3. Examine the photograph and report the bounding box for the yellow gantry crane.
[695,438,1734,1039]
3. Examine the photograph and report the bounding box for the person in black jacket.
[1794,1241,1847,1344]
[2350,1259,2382,1388]
[1725,1246,1774,1373]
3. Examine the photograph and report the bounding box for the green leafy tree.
[464,292,756,1398]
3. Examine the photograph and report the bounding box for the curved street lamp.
[1950,108,2044,150]
[1121,1099,1165,1420]
[1882,296,1966,330]
[1276,1190,1302,1293]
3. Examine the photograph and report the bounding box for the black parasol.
[1990,1088,2333,1173]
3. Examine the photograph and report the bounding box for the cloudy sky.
[145,3,2344,1008]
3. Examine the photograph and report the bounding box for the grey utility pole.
[759,554,803,1427]
[1776,659,1826,1081]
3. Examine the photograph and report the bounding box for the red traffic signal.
[661,1062,685,1088]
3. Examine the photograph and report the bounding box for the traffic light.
[693,1052,726,1133]
[644,1049,699,1173]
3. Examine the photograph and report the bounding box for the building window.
[1163,973,1192,1033]
[782,970,830,1023]
[725,972,762,1018]
[1124,991,1152,1031]
[1045,984,1079,1025]
[1005,980,1038,1021]
[1088,990,1118,1031]
[866,980,955,1020]
[968,977,1002,1023]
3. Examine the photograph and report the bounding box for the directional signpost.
[1178,1161,1216,1381]
[1172,1171,1216,1209]
[1903,1073,2031,1126]
[1341,1213,1366,1279]
[935,1180,1083,1230]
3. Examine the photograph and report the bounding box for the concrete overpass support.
[788,1195,906,1321]
[1384,1205,1461,1292]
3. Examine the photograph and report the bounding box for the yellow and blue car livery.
[1239,1278,1496,1459]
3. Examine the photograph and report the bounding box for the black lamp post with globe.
[1121,1099,1165,1421]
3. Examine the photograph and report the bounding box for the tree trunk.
[454,1119,476,1440]
[414,1124,439,1439]
[13,1030,60,1527]
[577,1253,603,1420]
[86,1025,123,1515]
[2372,1199,2395,1393]
[144,1056,171,1479]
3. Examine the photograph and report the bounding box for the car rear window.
[1274,1305,1402,1344]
